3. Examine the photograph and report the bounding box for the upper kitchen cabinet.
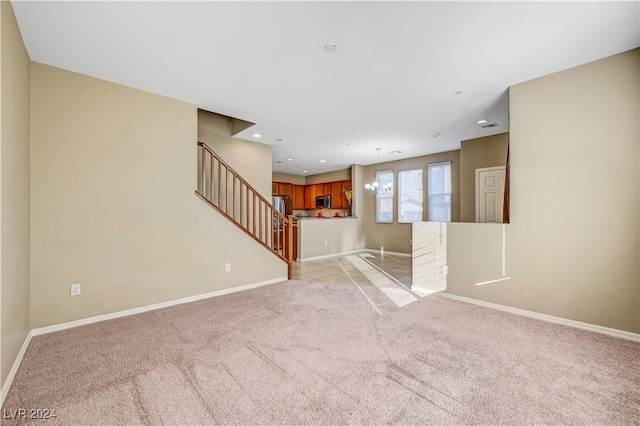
[331,182,344,208]
[304,185,317,209]
[279,182,292,196]
[293,185,305,210]
[331,179,352,209]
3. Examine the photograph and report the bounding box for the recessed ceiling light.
[454,90,463,95]
[324,43,339,53]
[252,133,262,138]
[431,132,441,138]
[320,159,326,163]
[303,170,308,173]
[287,158,294,161]
[476,119,489,125]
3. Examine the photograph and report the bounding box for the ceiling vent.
[481,123,499,129]
[274,160,284,164]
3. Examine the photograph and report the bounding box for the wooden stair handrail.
[195,141,293,279]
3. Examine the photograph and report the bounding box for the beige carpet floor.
[3,256,639,425]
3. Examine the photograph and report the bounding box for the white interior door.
[476,166,505,223]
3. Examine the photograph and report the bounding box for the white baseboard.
[297,249,366,262]
[2,277,286,407]
[438,292,640,342]
[364,249,411,258]
[298,248,411,263]
[1,330,34,408]
[31,277,287,337]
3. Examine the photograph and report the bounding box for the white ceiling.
[12,1,640,176]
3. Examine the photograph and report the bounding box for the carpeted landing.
[3,279,639,425]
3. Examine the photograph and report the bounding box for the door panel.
[476,167,505,223]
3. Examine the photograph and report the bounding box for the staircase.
[195,141,294,279]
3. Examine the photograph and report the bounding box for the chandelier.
[364,148,392,195]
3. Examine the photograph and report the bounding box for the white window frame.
[398,168,423,224]
[427,161,452,222]
[375,169,394,223]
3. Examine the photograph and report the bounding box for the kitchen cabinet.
[323,183,332,197]
[304,185,317,209]
[293,185,305,210]
[342,180,352,210]
[272,182,293,196]
[279,182,292,196]
[330,180,352,209]
[331,182,344,208]
[276,179,352,211]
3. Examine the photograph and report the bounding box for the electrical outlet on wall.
[324,240,328,246]
[70,283,81,296]
[225,263,231,272]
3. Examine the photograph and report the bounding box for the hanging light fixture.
[364,148,392,195]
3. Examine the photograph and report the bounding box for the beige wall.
[272,170,352,186]
[447,49,640,333]
[272,172,305,185]
[459,133,509,222]
[1,0,30,387]
[198,109,272,200]
[364,151,460,254]
[30,63,287,328]
[304,168,351,185]
[298,218,365,260]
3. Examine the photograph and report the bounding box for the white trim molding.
[1,330,34,408]
[297,248,411,263]
[2,276,286,407]
[31,277,287,336]
[297,249,365,262]
[438,292,640,342]
[364,249,411,258]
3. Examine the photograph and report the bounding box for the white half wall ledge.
[438,292,640,342]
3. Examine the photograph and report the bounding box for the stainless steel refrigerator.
[272,196,293,222]
[272,196,292,216]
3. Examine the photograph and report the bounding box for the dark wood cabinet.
[331,182,344,208]
[279,183,292,196]
[304,185,317,209]
[293,185,305,210]
[341,180,352,210]
[323,183,332,197]
[274,179,352,212]
[272,182,292,196]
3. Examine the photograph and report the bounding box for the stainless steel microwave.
[315,195,332,208]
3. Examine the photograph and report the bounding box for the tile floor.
[290,252,419,314]
[291,252,411,286]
